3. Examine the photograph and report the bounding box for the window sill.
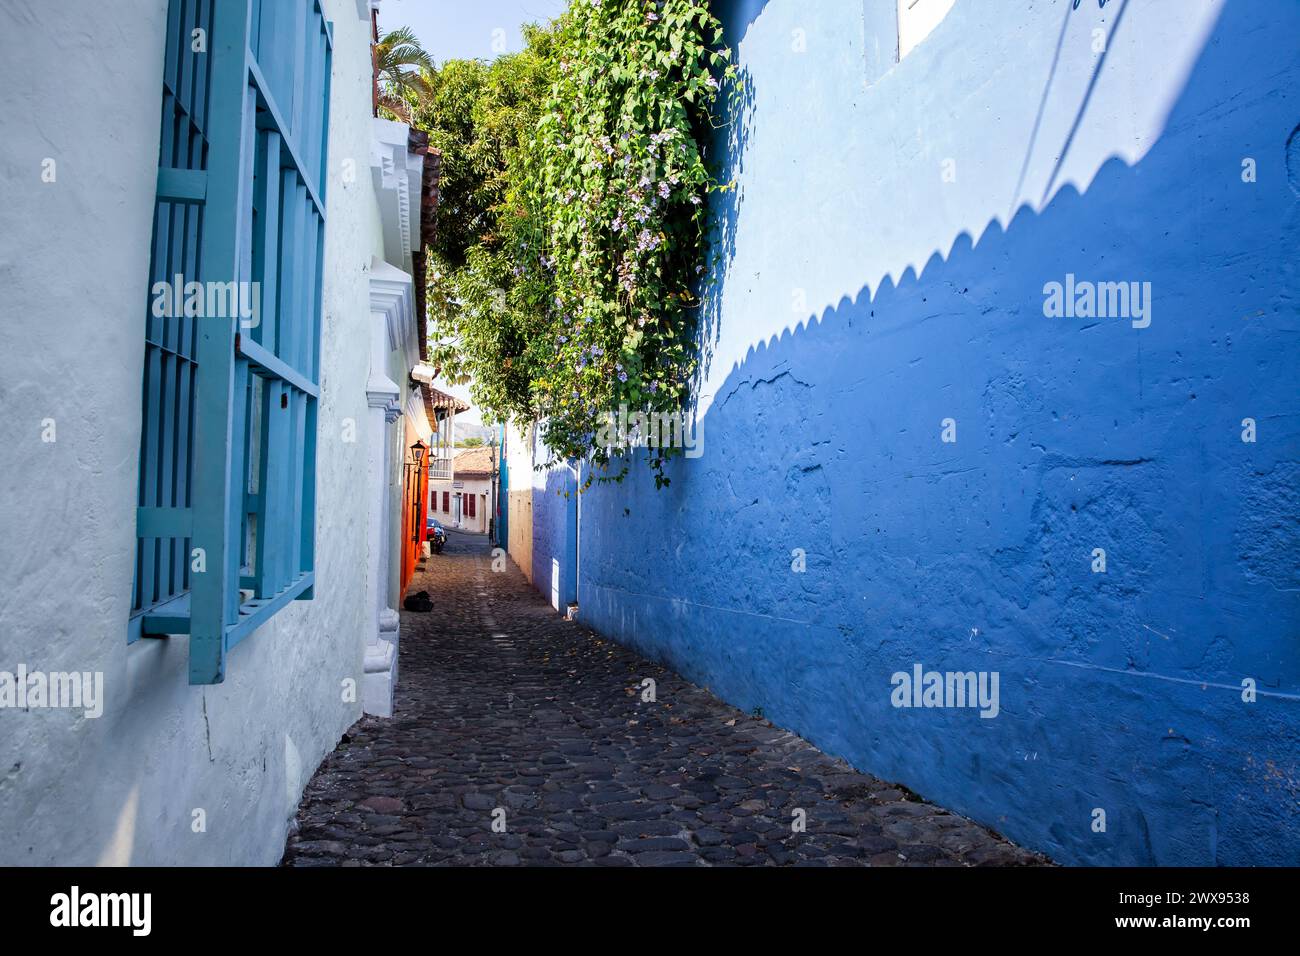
[133,571,314,649]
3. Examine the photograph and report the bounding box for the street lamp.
[410,441,427,544]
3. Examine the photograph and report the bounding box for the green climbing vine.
[423,0,738,487]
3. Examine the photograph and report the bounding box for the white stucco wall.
[430,474,493,534]
[0,0,377,865]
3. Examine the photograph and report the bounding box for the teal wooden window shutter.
[131,0,334,685]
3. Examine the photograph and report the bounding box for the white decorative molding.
[369,256,420,371]
[366,372,402,423]
[362,373,399,718]
[370,118,423,273]
[362,635,396,718]
[362,253,416,720]
[363,610,401,715]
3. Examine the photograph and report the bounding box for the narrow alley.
[282,531,1046,867]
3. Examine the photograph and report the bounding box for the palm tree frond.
[376,26,435,78]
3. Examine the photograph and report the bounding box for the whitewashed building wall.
[0,0,386,865]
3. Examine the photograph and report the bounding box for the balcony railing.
[429,457,452,481]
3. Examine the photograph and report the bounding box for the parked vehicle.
[426,517,446,554]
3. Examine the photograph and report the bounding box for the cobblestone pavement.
[283,531,1049,867]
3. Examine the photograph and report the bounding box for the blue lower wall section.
[575,0,1300,865]
[532,464,577,609]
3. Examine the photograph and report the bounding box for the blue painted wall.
[577,0,1300,865]
[529,438,579,610]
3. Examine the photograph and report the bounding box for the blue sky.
[377,0,568,63]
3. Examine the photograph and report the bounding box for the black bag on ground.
[403,590,434,612]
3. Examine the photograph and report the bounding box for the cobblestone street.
[282,531,1048,867]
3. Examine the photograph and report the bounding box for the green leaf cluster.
[418,2,737,488]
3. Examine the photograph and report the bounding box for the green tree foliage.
[416,25,557,423]
[419,2,736,488]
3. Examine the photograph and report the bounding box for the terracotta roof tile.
[422,382,469,419]
[453,447,495,478]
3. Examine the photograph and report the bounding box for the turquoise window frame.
[130,0,334,685]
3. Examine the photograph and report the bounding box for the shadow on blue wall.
[696,0,760,405]
[579,0,1300,865]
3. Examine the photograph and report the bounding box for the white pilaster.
[362,256,415,718]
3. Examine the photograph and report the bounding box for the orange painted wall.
[399,457,429,595]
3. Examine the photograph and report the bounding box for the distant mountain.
[454,421,496,445]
